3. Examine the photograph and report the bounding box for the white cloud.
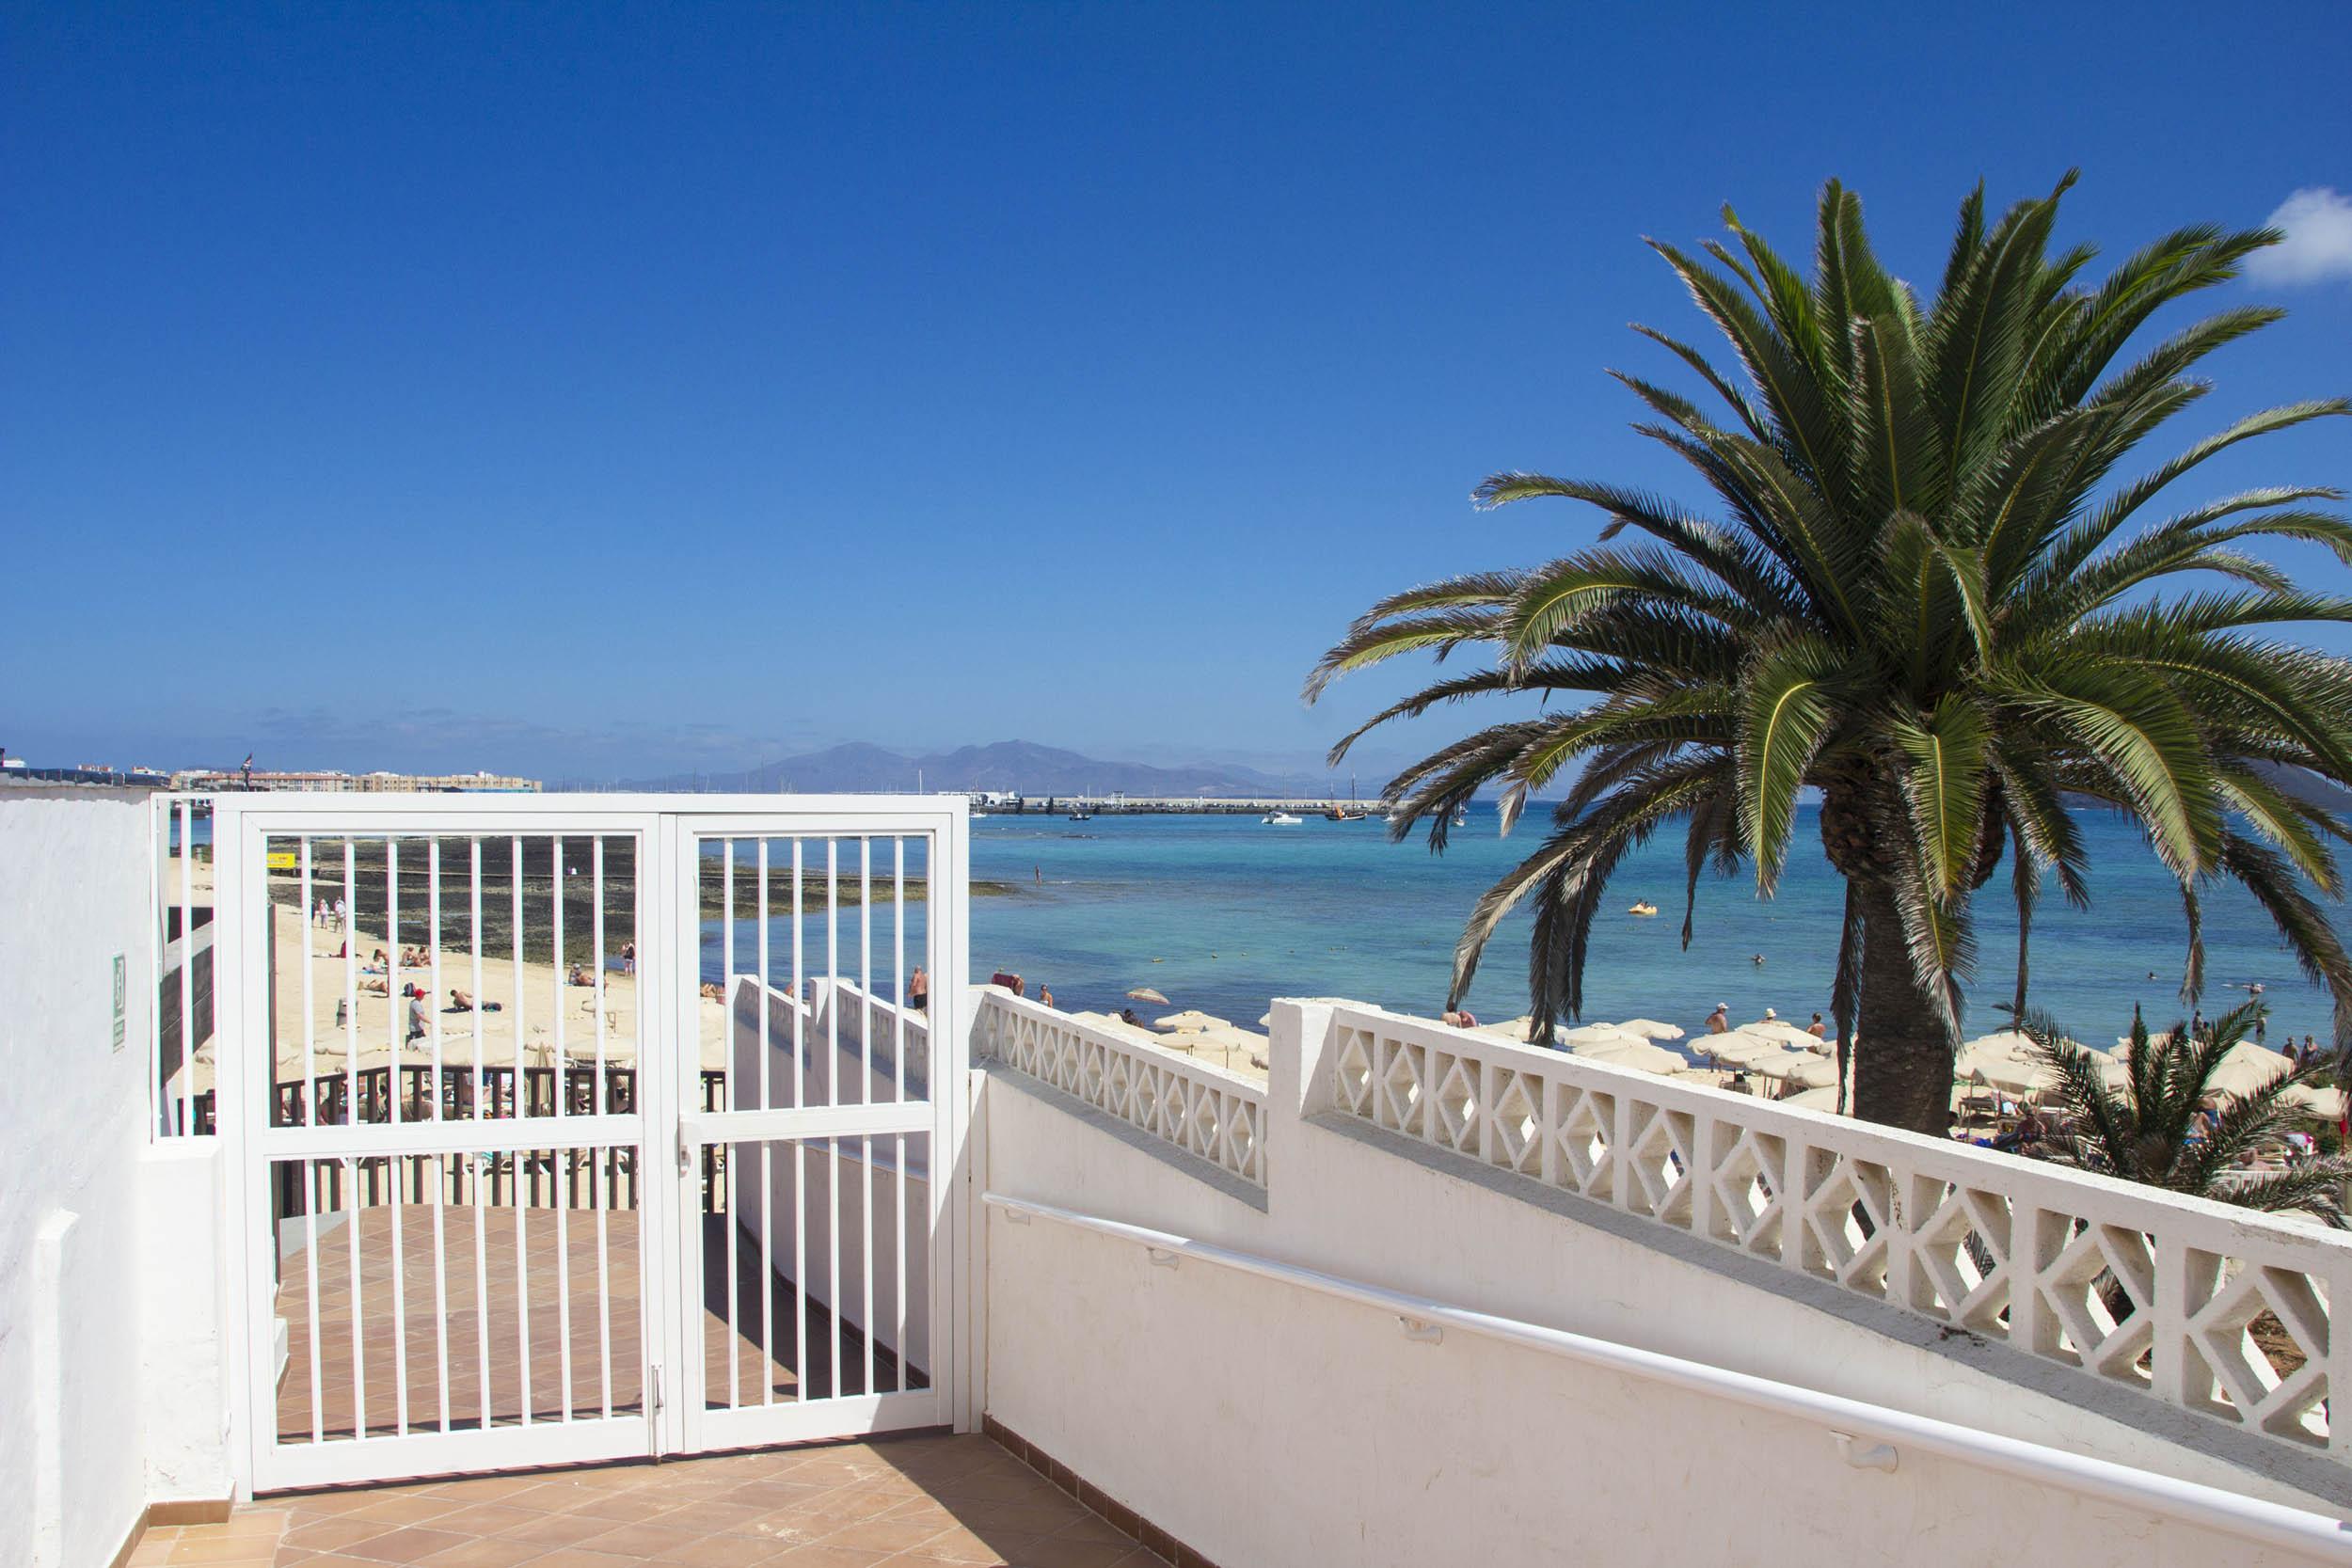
[2246,187,2352,284]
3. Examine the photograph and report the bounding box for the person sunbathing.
[447,989,474,1011]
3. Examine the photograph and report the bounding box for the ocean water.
[946,803,2342,1048]
[705,803,2341,1048]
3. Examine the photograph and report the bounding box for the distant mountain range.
[620,740,1352,800]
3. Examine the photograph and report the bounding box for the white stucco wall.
[977,997,2346,1568]
[0,790,163,1568]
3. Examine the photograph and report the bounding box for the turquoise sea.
[946,803,2341,1049]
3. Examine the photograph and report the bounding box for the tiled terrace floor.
[131,1435,1169,1567]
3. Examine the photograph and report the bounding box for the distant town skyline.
[8,5,2348,782]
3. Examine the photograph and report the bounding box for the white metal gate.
[214,796,970,1493]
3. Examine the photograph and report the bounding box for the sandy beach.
[167,855,733,1101]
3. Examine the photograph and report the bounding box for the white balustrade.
[1324,1003,2352,1465]
[975,990,1264,1185]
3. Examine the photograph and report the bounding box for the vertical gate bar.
[858,841,874,1395]
[512,839,531,1426]
[305,1156,325,1441]
[427,844,449,1433]
[389,1142,409,1433]
[758,839,775,1404]
[826,840,838,1110]
[429,840,444,1122]
[431,1152,450,1433]
[792,838,803,1111]
[862,1132,875,1396]
[792,838,807,1402]
[469,838,484,1126]
[552,835,565,1119]
[894,837,905,1104]
[343,840,358,1126]
[473,1120,490,1432]
[299,840,325,1440]
[594,836,607,1107]
[300,838,314,1126]
[593,835,612,1421]
[826,836,840,1400]
[896,1132,908,1393]
[556,1155,574,1422]
[388,840,401,1131]
[860,837,871,1107]
[348,1165,366,1437]
[828,1138,842,1402]
[722,838,739,1409]
[387,838,410,1436]
[177,799,192,1137]
[511,836,526,1116]
[596,1140,612,1420]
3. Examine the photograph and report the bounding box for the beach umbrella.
[2283,1083,2346,1120]
[1176,1025,1266,1073]
[1561,1022,1639,1047]
[1155,1009,1231,1032]
[1780,1085,1841,1111]
[1615,1018,1687,1042]
[1744,1020,1822,1050]
[1702,1033,1786,1068]
[1126,987,1171,1006]
[1571,1038,1687,1075]
[1742,1048,1831,1085]
[1976,1051,2127,1097]
[2203,1042,2296,1100]
[1476,1016,1549,1045]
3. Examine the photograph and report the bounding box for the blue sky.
[6,2,2349,784]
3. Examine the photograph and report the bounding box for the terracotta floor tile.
[407,1535,551,1568]
[559,1493,681,1524]
[765,1545,889,1568]
[571,1520,705,1560]
[648,1532,790,1566]
[341,1527,475,1564]
[418,1503,543,1537]
[490,1511,615,1549]
[814,1517,952,1555]
[342,1497,464,1528]
[282,1519,397,1554]
[165,1537,281,1565]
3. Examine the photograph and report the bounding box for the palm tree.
[2024,1001,2352,1225]
[1308,176,2352,1133]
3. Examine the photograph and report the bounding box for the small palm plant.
[2023,1000,2352,1224]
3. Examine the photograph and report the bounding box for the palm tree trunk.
[1851,879,1955,1134]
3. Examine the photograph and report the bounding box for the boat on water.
[1452,808,1469,828]
[1323,806,1369,822]
[1068,811,1094,821]
[1263,811,1303,825]
[1629,900,1659,916]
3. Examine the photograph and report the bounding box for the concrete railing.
[974,989,1264,1186]
[1322,1002,2352,1466]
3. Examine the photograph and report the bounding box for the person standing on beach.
[622,941,635,975]
[1807,1012,1828,1038]
[334,895,346,931]
[908,965,929,1012]
[1705,1003,1729,1034]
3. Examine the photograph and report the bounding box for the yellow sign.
[266,849,298,870]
